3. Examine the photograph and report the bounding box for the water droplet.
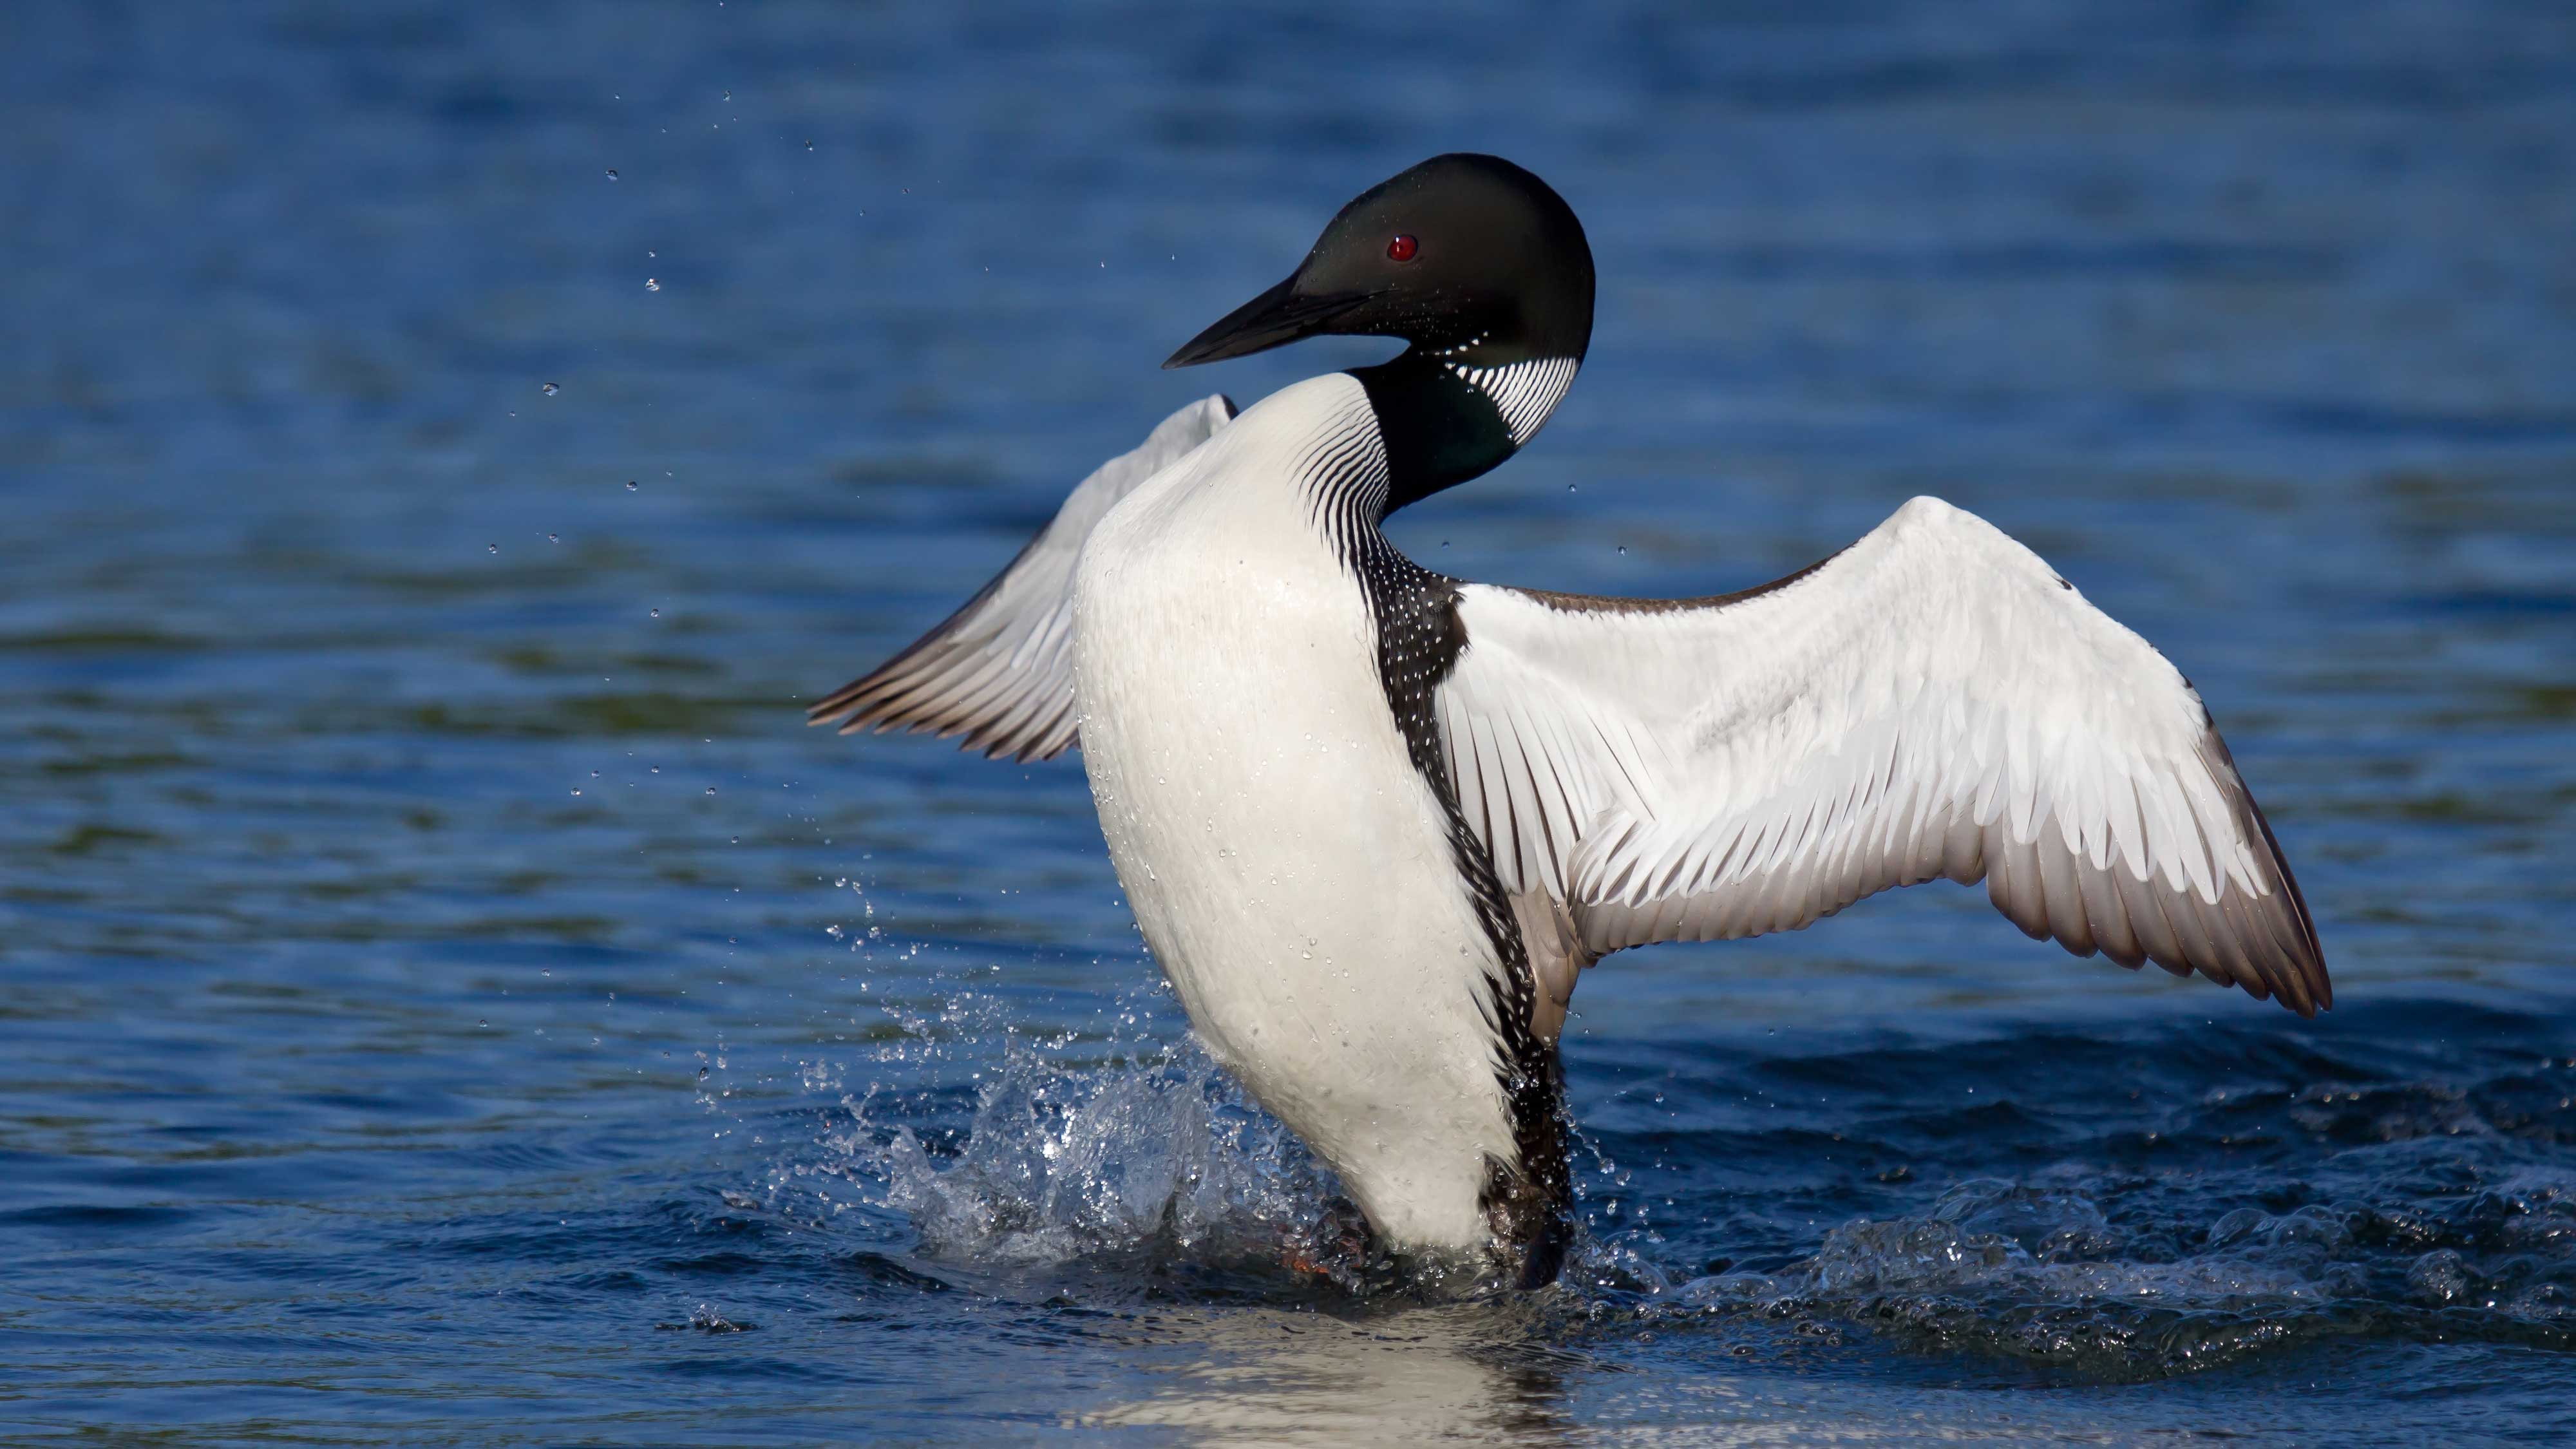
[546,532,559,542]
[649,607,661,618]
[478,1019,488,1028]
[542,382,559,396]
[625,480,638,491]
[1567,483,1578,493]
[486,543,498,554]
[1616,545,1628,556]
[705,786,716,795]
[570,788,582,795]
[605,168,619,181]
[645,278,660,292]
[804,139,813,151]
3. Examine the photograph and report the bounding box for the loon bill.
[810,153,2330,1289]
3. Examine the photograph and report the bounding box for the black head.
[1166,155,1593,507]
[1164,153,1594,372]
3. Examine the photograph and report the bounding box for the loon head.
[1166,153,1594,505]
[1164,153,1595,371]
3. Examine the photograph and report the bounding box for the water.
[5,1,2575,1441]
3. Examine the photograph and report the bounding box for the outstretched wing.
[809,395,1236,761]
[1435,496,2328,1015]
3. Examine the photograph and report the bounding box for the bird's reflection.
[1084,1303,1579,1446]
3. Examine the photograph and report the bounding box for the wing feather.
[1435,495,2329,1016]
[807,395,1235,761]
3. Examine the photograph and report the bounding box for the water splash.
[768,978,1343,1282]
[863,1046,1329,1269]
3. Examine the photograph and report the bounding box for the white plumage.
[1066,376,1524,1250]
[1435,497,2324,1011]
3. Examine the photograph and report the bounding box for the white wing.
[1437,496,2328,1016]
[809,395,1236,761]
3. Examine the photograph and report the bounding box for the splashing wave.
[778,1028,1343,1282]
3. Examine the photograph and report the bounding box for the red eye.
[1387,234,1418,262]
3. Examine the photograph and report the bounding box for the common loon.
[811,153,2328,1288]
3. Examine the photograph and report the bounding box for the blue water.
[6,1,2575,1442]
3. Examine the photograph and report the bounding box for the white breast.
[1070,374,1515,1251]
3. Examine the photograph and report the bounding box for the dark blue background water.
[6,1,2575,1442]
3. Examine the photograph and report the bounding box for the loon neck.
[1349,345,1580,516]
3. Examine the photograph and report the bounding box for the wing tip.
[2219,734,2333,1018]
[808,676,1074,764]
[808,661,907,726]
[808,667,916,728]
